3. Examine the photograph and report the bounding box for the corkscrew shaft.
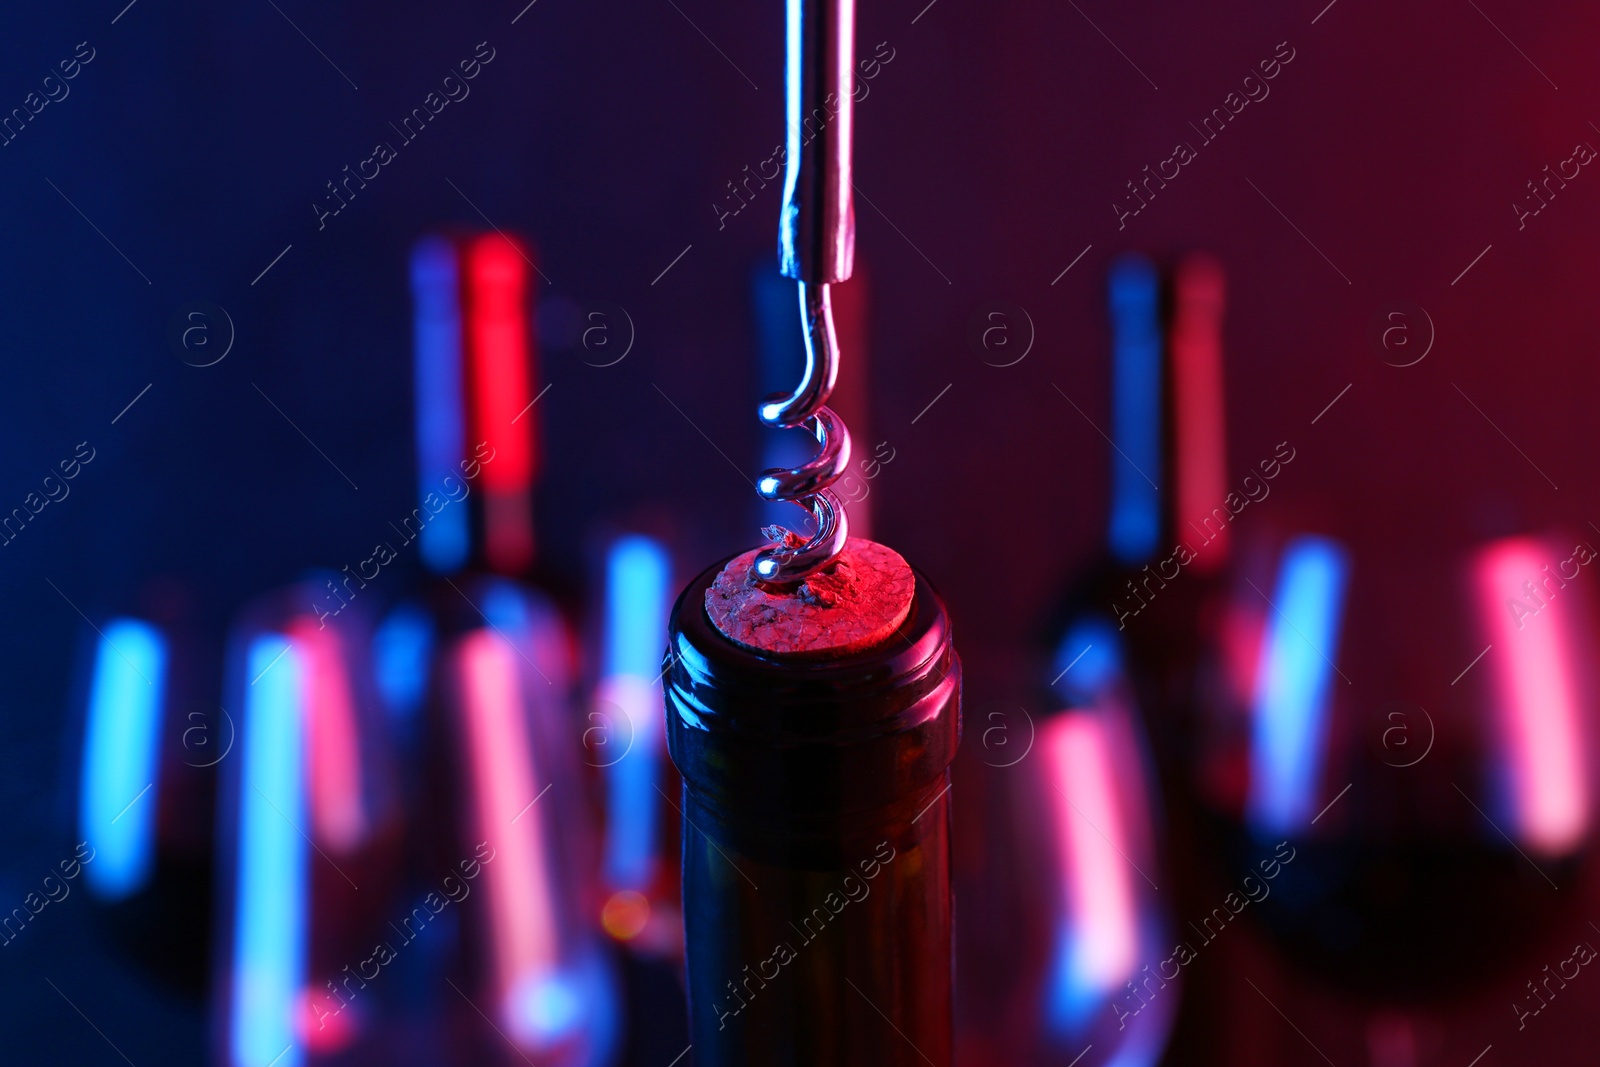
[778,0,855,285]
[756,0,859,584]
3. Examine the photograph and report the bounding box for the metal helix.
[753,283,852,583]
[752,0,857,585]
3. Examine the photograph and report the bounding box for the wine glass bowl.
[955,622,1180,1067]
[1187,521,1599,1003]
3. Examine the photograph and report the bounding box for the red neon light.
[1171,254,1229,571]
[466,234,536,572]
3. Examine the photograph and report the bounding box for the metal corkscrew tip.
[754,0,858,586]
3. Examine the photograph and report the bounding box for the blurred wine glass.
[213,576,407,1067]
[71,580,221,991]
[1067,246,1600,1063]
[403,229,625,1066]
[1042,620,1182,1065]
[1181,520,1598,1056]
[426,576,620,1067]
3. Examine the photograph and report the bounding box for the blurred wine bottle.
[395,232,624,1066]
[1052,253,1233,763]
[961,253,1222,1066]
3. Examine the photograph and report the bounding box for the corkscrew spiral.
[753,0,857,585]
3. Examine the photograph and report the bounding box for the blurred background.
[4,0,1600,1063]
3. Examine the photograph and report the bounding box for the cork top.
[704,537,916,658]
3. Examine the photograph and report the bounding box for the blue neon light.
[411,236,468,573]
[1046,925,1097,1030]
[482,579,531,635]
[373,603,434,725]
[81,619,167,902]
[604,536,670,680]
[1248,536,1350,835]
[601,536,671,891]
[511,972,583,1041]
[1107,254,1162,564]
[1053,617,1124,707]
[231,636,307,1067]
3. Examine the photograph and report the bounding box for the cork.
[704,536,916,658]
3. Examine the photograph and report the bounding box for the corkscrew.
[753,0,857,584]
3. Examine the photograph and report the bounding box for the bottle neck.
[1105,253,1229,571]
[1106,254,1164,566]
[409,233,540,579]
[1169,254,1229,572]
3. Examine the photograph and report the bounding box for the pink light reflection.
[457,629,560,1037]
[1043,712,1138,996]
[1474,537,1589,855]
[289,619,367,853]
